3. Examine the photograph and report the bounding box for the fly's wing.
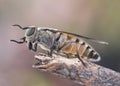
[42,29,109,45]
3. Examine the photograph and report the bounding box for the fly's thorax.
[37,27,58,31]
[37,30,55,50]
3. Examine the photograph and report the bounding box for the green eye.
[25,28,35,36]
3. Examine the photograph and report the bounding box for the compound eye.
[26,28,35,36]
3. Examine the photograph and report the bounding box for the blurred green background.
[0,0,120,86]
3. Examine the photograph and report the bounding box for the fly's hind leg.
[75,53,87,67]
[75,43,87,67]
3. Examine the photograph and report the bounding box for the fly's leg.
[48,32,63,57]
[10,37,26,44]
[66,53,71,58]
[75,43,87,67]
[32,43,37,52]
[75,52,86,67]
[34,43,37,52]
[28,42,32,50]
[48,50,53,57]
[47,39,54,56]
[28,42,37,52]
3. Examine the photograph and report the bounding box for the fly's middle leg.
[48,32,62,57]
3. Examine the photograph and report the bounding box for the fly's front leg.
[32,43,38,52]
[28,42,38,52]
[28,42,33,50]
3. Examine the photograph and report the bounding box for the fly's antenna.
[12,24,27,30]
[10,37,26,44]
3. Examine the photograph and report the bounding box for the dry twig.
[32,53,120,86]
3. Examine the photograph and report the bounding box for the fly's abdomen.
[63,43,77,54]
[78,41,101,62]
[56,33,101,62]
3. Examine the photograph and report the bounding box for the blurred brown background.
[0,0,120,86]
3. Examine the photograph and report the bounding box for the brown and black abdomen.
[58,33,100,62]
[78,40,100,62]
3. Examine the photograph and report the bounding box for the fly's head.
[10,24,37,44]
[13,24,36,37]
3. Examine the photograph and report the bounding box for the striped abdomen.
[78,41,100,62]
[60,34,101,62]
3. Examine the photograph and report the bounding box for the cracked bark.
[32,53,120,86]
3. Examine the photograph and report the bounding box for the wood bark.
[32,53,120,86]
